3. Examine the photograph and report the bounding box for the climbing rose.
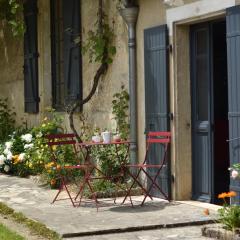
[6,152,13,160]
[3,148,11,155]
[0,155,6,165]
[18,153,26,162]
[24,143,34,149]
[231,170,239,179]
[3,165,10,172]
[21,134,33,143]
[5,142,13,149]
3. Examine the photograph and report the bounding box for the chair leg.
[122,168,152,206]
[141,168,169,206]
[62,177,76,207]
[52,177,76,207]
[122,168,141,206]
[52,178,64,204]
[86,179,99,211]
[76,168,93,206]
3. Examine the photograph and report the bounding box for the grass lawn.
[0,223,25,240]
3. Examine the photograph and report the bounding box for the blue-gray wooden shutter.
[144,25,170,198]
[227,5,240,204]
[23,0,39,113]
[62,0,82,105]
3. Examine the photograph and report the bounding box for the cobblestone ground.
[68,225,212,240]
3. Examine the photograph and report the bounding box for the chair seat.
[126,164,163,168]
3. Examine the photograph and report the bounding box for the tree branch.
[68,61,108,142]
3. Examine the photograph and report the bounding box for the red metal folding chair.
[46,133,89,207]
[123,131,171,206]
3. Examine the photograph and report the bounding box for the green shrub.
[218,205,240,231]
[218,191,240,231]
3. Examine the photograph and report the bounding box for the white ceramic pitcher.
[101,131,111,143]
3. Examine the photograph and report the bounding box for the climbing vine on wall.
[68,0,138,141]
[0,0,25,37]
[68,0,117,141]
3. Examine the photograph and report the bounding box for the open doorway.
[191,19,229,204]
[212,21,229,204]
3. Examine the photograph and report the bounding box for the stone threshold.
[62,219,215,238]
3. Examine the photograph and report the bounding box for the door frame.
[170,10,230,200]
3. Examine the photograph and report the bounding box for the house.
[1,0,240,204]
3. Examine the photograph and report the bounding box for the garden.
[0,85,131,195]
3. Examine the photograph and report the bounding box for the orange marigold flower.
[56,164,61,170]
[218,192,228,199]
[50,179,56,186]
[227,191,237,198]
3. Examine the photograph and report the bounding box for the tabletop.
[78,140,131,147]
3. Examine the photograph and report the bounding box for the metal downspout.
[120,7,139,166]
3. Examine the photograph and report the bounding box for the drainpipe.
[120,7,139,166]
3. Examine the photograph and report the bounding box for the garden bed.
[30,175,143,199]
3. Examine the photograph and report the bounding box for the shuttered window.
[23,0,39,113]
[51,0,82,111]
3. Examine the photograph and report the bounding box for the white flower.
[6,152,12,160]
[3,148,11,155]
[24,143,34,149]
[18,153,25,162]
[36,132,43,138]
[4,165,10,172]
[5,142,13,149]
[232,170,239,179]
[21,134,33,143]
[0,155,6,165]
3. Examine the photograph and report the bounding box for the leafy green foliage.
[90,144,127,178]
[82,15,116,64]
[218,204,240,231]
[0,98,16,143]
[89,86,130,179]
[112,85,130,140]
[0,0,25,37]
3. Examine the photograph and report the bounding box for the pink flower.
[231,170,239,179]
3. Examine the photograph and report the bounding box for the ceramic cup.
[113,135,121,142]
[92,135,101,143]
[101,131,111,143]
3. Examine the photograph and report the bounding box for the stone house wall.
[1,0,240,200]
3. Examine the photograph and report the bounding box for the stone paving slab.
[0,174,218,238]
[68,225,213,240]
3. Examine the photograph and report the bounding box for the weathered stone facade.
[1,0,240,201]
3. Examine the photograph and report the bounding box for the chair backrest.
[46,133,79,164]
[144,131,171,165]
[46,133,76,146]
[147,131,171,144]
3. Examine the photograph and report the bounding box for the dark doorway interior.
[191,20,229,204]
[212,21,229,204]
